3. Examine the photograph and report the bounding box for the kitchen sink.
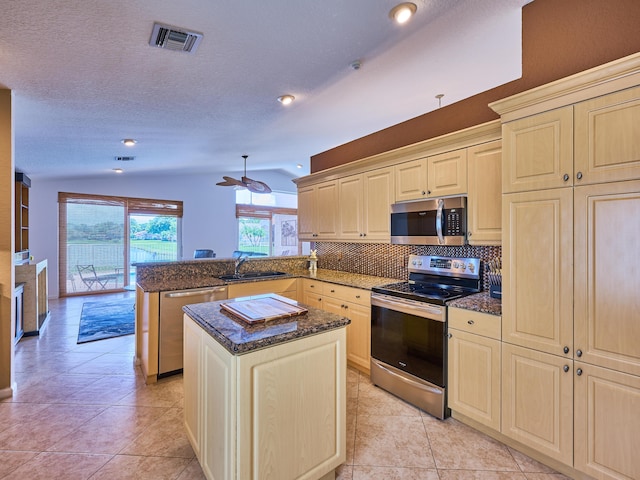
[218,271,289,281]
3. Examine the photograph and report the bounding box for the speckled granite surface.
[183,295,350,355]
[447,291,502,316]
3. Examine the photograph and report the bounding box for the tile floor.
[1,292,568,479]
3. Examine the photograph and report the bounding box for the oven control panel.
[408,255,480,278]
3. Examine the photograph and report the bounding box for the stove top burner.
[372,281,476,305]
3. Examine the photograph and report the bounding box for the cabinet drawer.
[323,284,370,307]
[228,278,297,298]
[448,307,501,340]
[302,279,324,294]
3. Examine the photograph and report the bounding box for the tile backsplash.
[315,242,501,290]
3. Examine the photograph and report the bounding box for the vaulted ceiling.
[1,0,530,181]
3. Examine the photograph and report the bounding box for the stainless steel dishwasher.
[159,286,228,377]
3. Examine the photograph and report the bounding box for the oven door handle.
[436,198,444,245]
[371,294,445,321]
[375,362,443,396]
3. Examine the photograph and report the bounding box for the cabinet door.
[183,316,202,459]
[344,302,371,372]
[395,158,428,202]
[297,185,316,240]
[501,343,573,466]
[574,85,640,185]
[338,174,363,240]
[467,140,502,245]
[502,106,573,193]
[502,188,573,356]
[448,329,501,431]
[574,362,640,480]
[316,181,339,239]
[574,180,640,376]
[362,167,394,241]
[227,279,298,299]
[427,148,468,197]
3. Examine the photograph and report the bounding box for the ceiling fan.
[216,155,272,194]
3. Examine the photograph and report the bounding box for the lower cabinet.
[184,314,346,480]
[448,308,501,431]
[501,343,574,466]
[574,362,640,480]
[227,278,298,301]
[302,279,371,372]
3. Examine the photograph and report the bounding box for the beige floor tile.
[68,353,138,376]
[176,457,207,480]
[345,405,357,465]
[0,450,38,478]
[0,403,50,432]
[116,376,184,408]
[336,463,354,480]
[438,470,527,480]
[508,448,558,474]
[353,466,440,479]
[523,474,572,480]
[89,454,192,480]
[354,415,435,469]
[425,418,520,471]
[357,381,421,417]
[119,407,195,458]
[5,452,112,480]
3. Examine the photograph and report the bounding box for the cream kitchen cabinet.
[447,308,501,431]
[502,187,573,357]
[227,277,298,301]
[338,167,394,242]
[394,157,428,202]
[574,85,640,186]
[501,342,574,466]
[501,106,574,194]
[427,147,468,197]
[184,312,346,480]
[574,362,640,480]
[467,140,502,245]
[297,180,338,240]
[301,279,371,373]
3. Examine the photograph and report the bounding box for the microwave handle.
[436,198,444,244]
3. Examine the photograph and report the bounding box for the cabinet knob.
[355,295,360,299]
[421,191,426,195]
[362,233,366,237]
[310,285,314,288]
[468,232,472,237]
[427,190,431,195]
[576,349,583,357]
[563,346,570,354]
[563,365,570,373]
[467,320,474,325]
[563,174,570,182]
[330,289,335,293]
[576,172,583,180]
[447,333,453,339]
[576,368,583,376]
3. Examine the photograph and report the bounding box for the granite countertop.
[183,295,350,355]
[448,291,502,316]
[138,268,398,293]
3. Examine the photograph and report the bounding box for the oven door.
[370,294,446,387]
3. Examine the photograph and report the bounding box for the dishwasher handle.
[163,286,227,298]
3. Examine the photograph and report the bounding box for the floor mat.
[77,299,135,343]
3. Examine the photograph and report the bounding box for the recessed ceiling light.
[277,95,295,106]
[389,2,417,24]
[296,164,303,169]
[121,139,137,147]
[113,168,124,174]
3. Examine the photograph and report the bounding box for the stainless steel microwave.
[390,196,467,245]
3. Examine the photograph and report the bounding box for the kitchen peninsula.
[183,294,349,480]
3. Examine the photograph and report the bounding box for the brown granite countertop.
[183,294,350,355]
[447,291,502,316]
[138,268,398,293]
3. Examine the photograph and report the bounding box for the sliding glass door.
[59,193,182,296]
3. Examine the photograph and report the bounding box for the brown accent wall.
[311,0,640,173]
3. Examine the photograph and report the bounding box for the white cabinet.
[183,314,346,480]
[228,278,298,301]
[298,180,339,240]
[467,140,502,245]
[427,148,468,197]
[394,158,428,202]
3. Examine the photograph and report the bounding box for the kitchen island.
[182,294,349,480]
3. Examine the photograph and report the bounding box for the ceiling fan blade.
[216,180,237,186]
[222,176,244,186]
[246,180,272,194]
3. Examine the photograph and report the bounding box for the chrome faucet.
[234,256,248,276]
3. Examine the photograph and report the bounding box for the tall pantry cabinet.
[491,53,640,480]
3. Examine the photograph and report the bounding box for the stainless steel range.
[370,255,481,419]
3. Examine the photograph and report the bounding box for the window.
[235,191,300,256]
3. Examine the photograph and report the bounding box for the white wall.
[28,170,297,297]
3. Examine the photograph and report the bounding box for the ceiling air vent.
[149,23,203,53]
[115,156,135,162]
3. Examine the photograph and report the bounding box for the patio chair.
[194,249,216,258]
[76,264,118,290]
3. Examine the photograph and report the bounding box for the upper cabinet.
[15,172,31,263]
[467,140,502,245]
[297,180,338,241]
[394,158,428,202]
[501,106,574,193]
[574,85,640,185]
[427,148,468,197]
[339,167,394,242]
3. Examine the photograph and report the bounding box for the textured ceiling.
[0,0,530,182]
